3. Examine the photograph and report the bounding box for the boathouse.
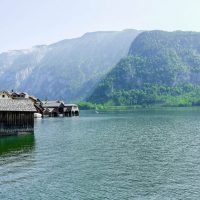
[64,104,79,117]
[42,101,79,117]
[0,99,36,136]
[42,101,65,117]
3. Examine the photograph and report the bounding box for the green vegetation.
[78,101,111,110]
[88,31,200,107]
[82,84,200,108]
[78,101,142,110]
[108,84,200,107]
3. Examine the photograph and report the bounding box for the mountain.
[88,31,200,106]
[0,29,141,102]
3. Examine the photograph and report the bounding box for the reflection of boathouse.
[0,99,36,136]
[42,101,79,117]
[0,134,35,155]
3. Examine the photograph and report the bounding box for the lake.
[1,108,200,199]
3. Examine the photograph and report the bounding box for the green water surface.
[1,108,200,199]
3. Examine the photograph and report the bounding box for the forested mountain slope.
[88,31,200,106]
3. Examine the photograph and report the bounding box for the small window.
[2,95,5,98]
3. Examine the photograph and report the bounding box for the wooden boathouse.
[42,101,79,117]
[0,99,36,136]
[64,104,79,117]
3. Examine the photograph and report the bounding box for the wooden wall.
[0,111,34,136]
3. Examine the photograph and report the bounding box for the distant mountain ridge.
[88,31,200,106]
[0,29,141,102]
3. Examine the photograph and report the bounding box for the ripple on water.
[1,108,200,199]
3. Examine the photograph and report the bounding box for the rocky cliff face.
[0,29,141,101]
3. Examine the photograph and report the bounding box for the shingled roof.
[0,99,36,112]
[42,101,64,108]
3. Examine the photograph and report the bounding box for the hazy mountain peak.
[0,29,141,102]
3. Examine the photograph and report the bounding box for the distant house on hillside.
[0,99,36,136]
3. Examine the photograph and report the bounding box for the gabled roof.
[64,104,78,107]
[0,99,36,112]
[42,101,64,108]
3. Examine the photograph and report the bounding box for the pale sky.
[0,0,200,53]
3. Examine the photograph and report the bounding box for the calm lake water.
[1,108,200,199]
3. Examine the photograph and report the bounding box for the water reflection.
[0,134,35,156]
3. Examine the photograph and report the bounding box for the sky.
[0,0,200,53]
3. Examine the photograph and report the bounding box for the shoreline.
[79,105,200,111]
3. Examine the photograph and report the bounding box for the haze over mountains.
[2,29,200,106]
[0,29,141,102]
